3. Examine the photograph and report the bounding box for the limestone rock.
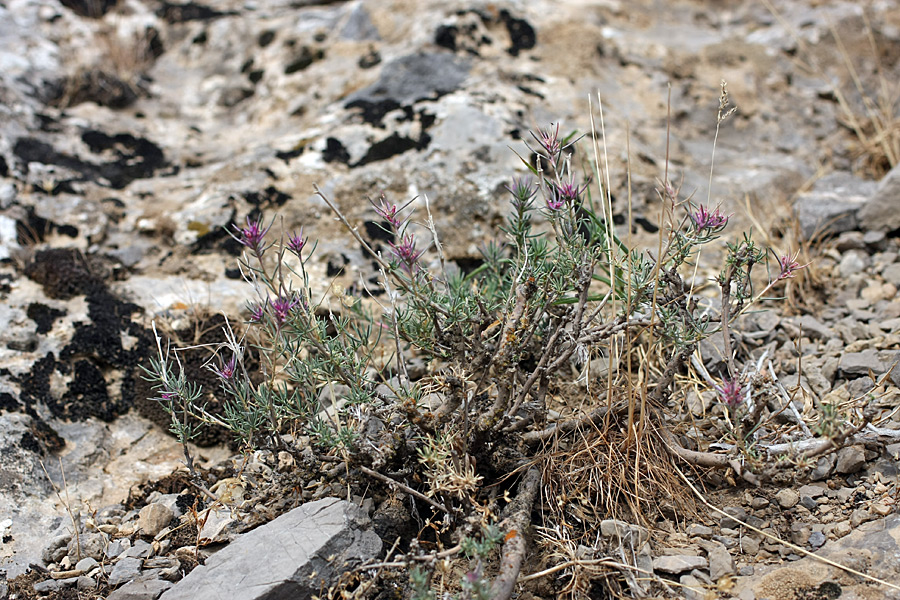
[834,445,866,474]
[652,555,708,575]
[859,164,900,233]
[776,489,800,509]
[792,172,875,240]
[107,578,174,600]
[159,498,381,600]
[139,503,173,538]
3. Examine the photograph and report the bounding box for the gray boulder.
[159,498,381,600]
[859,163,900,233]
[792,172,877,240]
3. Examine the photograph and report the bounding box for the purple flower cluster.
[235,216,271,253]
[389,234,425,271]
[533,123,561,158]
[691,205,729,232]
[373,193,404,230]
[287,229,306,256]
[777,252,806,280]
[271,294,299,323]
[715,377,743,407]
[212,356,237,381]
[546,176,587,211]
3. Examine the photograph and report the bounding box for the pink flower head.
[715,377,743,407]
[533,123,561,158]
[691,205,729,232]
[777,252,807,280]
[235,216,271,253]
[372,193,403,230]
[212,355,237,381]
[248,300,266,323]
[160,390,177,402]
[389,234,425,270]
[287,229,306,256]
[271,294,299,324]
[553,175,587,206]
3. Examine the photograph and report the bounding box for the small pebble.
[776,489,800,509]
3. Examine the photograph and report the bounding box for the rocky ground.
[1,0,899,598]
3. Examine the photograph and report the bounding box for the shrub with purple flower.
[691,204,729,232]
[234,216,271,254]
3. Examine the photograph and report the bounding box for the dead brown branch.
[490,467,541,600]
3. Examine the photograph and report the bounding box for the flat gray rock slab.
[159,498,381,600]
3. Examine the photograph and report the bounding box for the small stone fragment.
[706,542,735,581]
[652,555,708,574]
[740,537,760,555]
[139,503,174,537]
[790,525,810,546]
[776,489,800,509]
[834,445,866,474]
[108,557,143,587]
[800,496,818,511]
[720,507,747,529]
[834,521,852,538]
[798,485,825,498]
[107,577,174,600]
[687,524,713,538]
[871,502,892,516]
[850,508,870,528]
[809,531,826,548]
[750,497,769,509]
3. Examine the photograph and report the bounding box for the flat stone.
[776,489,800,509]
[679,574,707,600]
[107,577,174,600]
[850,508,871,528]
[750,497,769,509]
[687,524,713,538]
[720,506,747,529]
[68,532,105,561]
[123,540,153,559]
[798,485,826,498]
[108,557,143,587]
[159,498,381,600]
[795,315,833,341]
[871,503,893,516]
[835,445,866,474]
[800,496,818,511]
[599,519,649,546]
[77,575,96,591]
[840,349,884,376]
[740,537,760,555]
[883,264,900,287]
[706,542,735,581]
[834,521,852,538]
[653,555,708,574]
[106,538,132,559]
[345,52,470,110]
[139,503,173,538]
[809,531,826,548]
[75,557,98,572]
[33,579,64,593]
[793,172,873,240]
[859,163,900,233]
